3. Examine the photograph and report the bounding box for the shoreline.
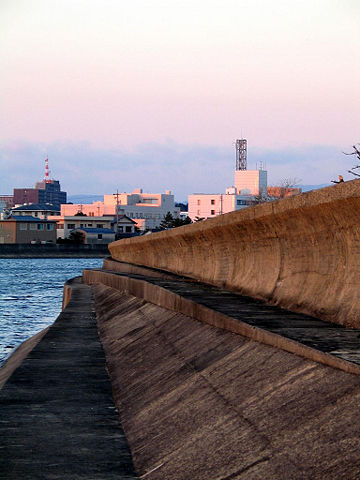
[0,254,107,258]
[0,244,109,258]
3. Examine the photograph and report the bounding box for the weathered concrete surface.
[93,283,360,480]
[83,268,360,375]
[0,278,138,480]
[108,180,360,328]
[0,327,49,390]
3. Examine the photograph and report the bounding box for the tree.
[68,231,85,244]
[159,212,175,230]
[278,177,302,198]
[252,191,269,205]
[267,178,302,200]
[344,144,360,178]
[173,216,192,227]
[159,212,192,229]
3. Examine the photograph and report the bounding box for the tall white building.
[188,139,267,221]
[234,169,267,196]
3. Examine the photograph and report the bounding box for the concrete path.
[0,278,138,480]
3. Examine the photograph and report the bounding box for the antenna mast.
[235,139,247,171]
[43,157,51,183]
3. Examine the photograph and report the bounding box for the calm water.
[0,258,103,366]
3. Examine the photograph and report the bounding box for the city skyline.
[1,0,359,199]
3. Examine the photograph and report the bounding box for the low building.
[71,228,115,245]
[11,203,60,219]
[48,215,115,240]
[112,213,137,236]
[0,216,57,244]
[0,195,15,209]
[60,188,180,230]
[188,193,253,221]
[267,186,302,198]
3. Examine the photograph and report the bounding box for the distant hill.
[67,194,103,204]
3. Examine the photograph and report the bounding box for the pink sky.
[0,0,359,197]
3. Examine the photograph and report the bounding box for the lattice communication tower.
[235,139,247,171]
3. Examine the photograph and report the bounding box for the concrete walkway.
[0,278,138,480]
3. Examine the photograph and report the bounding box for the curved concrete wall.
[109,180,360,328]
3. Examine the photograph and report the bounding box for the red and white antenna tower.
[43,157,51,183]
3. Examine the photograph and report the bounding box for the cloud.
[0,140,355,201]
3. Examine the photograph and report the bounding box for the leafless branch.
[348,170,360,177]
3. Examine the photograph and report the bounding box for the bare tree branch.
[348,170,360,177]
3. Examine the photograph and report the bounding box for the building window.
[125,226,132,233]
[197,210,200,216]
[34,212,38,217]
[67,223,75,229]
[87,223,93,227]
[20,223,27,230]
[211,199,215,205]
[197,199,201,205]
[118,226,123,232]
[96,224,104,229]
[46,224,53,230]
[37,223,44,230]
[30,223,37,230]
[57,224,64,229]
[97,234,103,239]
[211,210,215,215]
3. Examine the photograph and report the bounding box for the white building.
[10,203,60,219]
[188,193,253,221]
[60,189,180,230]
[188,139,268,221]
[48,215,115,239]
[234,170,267,196]
[71,228,116,245]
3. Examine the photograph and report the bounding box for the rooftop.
[12,203,59,211]
[4,216,57,223]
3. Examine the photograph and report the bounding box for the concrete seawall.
[83,267,360,375]
[109,180,360,328]
[0,278,138,479]
[2,270,359,478]
[92,283,360,479]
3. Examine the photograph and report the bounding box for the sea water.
[0,258,103,366]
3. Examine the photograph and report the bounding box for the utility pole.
[113,190,120,235]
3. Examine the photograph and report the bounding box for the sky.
[1,0,359,200]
